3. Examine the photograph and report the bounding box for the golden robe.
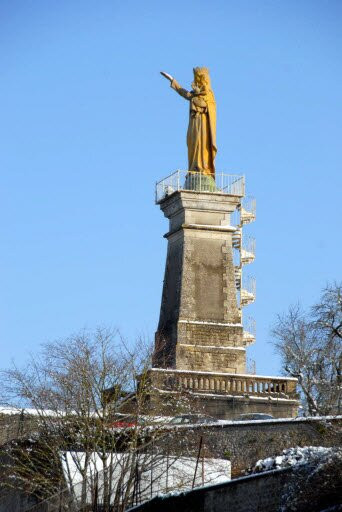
[171,79,217,177]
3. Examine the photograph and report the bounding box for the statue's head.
[193,67,211,88]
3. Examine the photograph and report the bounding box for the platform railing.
[155,170,245,203]
[241,236,256,265]
[243,316,256,346]
[240,196,256,224]
[150,369,298,399]
[240,274,256,306]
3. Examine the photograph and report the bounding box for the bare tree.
[0,327,160,511]
[0,328,214,511]
[271,283,342,416]
[312,282,342,413]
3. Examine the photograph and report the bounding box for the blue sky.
[1,0,341,375]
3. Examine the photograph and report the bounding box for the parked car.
[233,413,274,421]
[169,414,219,425]
[108,414,146,428]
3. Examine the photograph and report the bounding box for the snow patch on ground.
[251,446,335,473]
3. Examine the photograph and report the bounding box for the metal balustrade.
[241,274,256,307]
[241,236,256,265]
[240,196,256,224]
[150,369,297,399]
[243,317,256,346]
[230,196,256,228]
[232,233,255,264]
[155,171,245,203]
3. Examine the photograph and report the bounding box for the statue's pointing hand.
[160,71,173,82]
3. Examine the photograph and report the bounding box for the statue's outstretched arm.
[160,71,192,101]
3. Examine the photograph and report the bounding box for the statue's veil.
[193,67,217,161]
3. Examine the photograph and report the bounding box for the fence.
[155,171,245,203]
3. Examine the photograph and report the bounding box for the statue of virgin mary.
[161,68,217,182]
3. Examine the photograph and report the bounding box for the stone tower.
[149,171,298,419]
[153,184,245,374]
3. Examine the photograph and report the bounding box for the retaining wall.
[129,467,292,512]
[153,416,342,475]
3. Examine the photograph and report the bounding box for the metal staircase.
[231,196,256,345]
[243,316,256,345]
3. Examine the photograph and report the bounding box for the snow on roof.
[147,411,342,429]
[0,406,56,416]
[0,406,79,417]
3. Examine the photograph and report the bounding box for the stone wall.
[176,322,245,373]
[0,413,37,445]
[176,344,245,374]
[153,230,184,368]
[129,468,293,512]
[178,322,244,347]
[185,393,297,420]
[153,417,342,476]
[180,232,240,324]
[0,489,43,512]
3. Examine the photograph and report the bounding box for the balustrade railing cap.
[150,368,298,381]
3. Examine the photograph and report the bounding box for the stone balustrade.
[150,368,298,400]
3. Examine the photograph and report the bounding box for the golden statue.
[161,68,217,179]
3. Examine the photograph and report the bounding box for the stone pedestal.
[153,190,246,374]
[139,182,300,420]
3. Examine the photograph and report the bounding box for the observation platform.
[155,170,245,204]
